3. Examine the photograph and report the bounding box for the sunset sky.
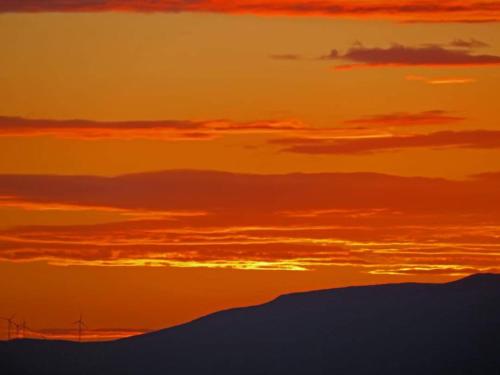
[1,0,499,341]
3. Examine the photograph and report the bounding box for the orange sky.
[0,2,499,341]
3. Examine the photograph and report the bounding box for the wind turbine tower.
[1,314,16,340]
[73,314,87,342]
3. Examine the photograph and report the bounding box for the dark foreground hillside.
[2,274,499,374]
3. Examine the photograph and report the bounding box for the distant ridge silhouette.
[2,274,499,374]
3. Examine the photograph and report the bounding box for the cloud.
[1,169,499,214]
[0,116,306,141]
[343,110,464,127]
[0,195,207,221]
[0,170,499,275]
[0,114,465,143]
[0,115,394,142]
[0,1,499,22]
[405,75,477,85]
[471,171,500,181]
[270,54,303,60]
[1,212,498,275]
[449,38,490,48]
[322,43,500,69]
[274,130,500,154]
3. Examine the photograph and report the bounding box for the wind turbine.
[73,314,87,342]
[1,314,16,340]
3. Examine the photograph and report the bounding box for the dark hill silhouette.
[2,273,499,374]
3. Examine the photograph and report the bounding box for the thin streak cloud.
[0,116,306,141]
[0,1,499,22]
[274,130,500,154]
[321,43,500,69]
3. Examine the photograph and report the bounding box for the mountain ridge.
[2,273,499,374]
